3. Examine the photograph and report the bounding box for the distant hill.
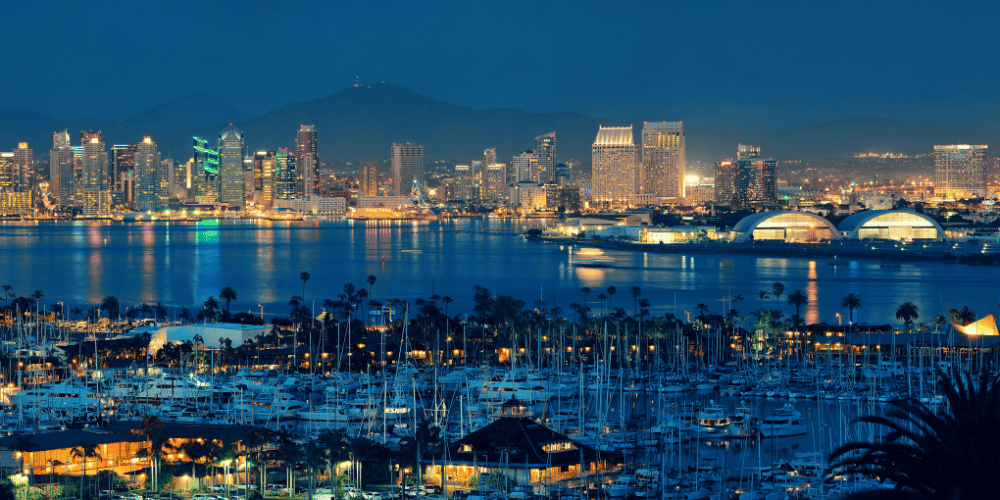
[127,92,255,131]
[1,84,999,168]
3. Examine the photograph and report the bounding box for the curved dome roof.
[837,210,945,239]
[731,211,840,242]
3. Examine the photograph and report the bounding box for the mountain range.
[1,83,998,169]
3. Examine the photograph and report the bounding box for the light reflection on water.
[0,219,996,325]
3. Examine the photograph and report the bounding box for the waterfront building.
[192,137,220,204]
[218,124,245,208]
[641,121,684,198]
[391,142,424,196]
[258,153,276,207]
[275,148,296,201]
[134,137,161,212]
[511,150,538,183]
[0,153,13,191]
[111,144,135,192]
[731,211,841,243]
[273,195,347,215]
[934,144,987,199]
[81,131,110,216]
[356,195,412,209]
[359,161,379,197]
[49,140,76,203]
[591,125,637,207]
[295,124,319,197]
[482,163,507,204]
[535,131,556,182]
[715,145,777,208]
[453,164,475,200]
[837,210,946,240]
[13,142,33,194]
[508,180,547,211]
[424,399,621,489]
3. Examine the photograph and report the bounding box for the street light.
[258,304,263,321]
[835,313,841,326]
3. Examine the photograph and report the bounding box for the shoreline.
[533,236,961,263]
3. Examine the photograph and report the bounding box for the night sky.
[4,0,998,128]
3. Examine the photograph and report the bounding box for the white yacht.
[697,400,730,438]
[759,404,807,438]
[479,371,552,403]
[9,379,114,412]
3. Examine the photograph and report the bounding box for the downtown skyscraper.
[535,132,556,183]
[49,130,74,203]
[392,143,424,196]
[295,124,319,197]
[641,121,684,199]
[218,124,245,208]
[934,144,987,199]
[715,144,777,208]
[592,125,636,206]
[80,131,110,216]
[13,143,33,194]
[359,161,379,197]
[134,136,162,211]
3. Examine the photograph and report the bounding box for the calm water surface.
[0,219,997,325]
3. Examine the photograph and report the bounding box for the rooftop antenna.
[355,75,360,87]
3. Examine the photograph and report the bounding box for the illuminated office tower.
[453,164,474,200]
[275,148,296,201]
[483,148,497,168]
[511,151,538,183]
[641,121,684,198]
[359,161,379,197]
[392,142,424,196]
[535,132,556,182]
[111,144,136,191]
[721,143,777,208]
[260,153,276,207]
[50,130,75,203]
[934,144,988,199]
[134,137,161,211]
[81,131,110,216]
[192,136,220,203]
[218,124,245,208]
[482,163,507,203]
[295,124,319,197]
[251,151,267,192]
[591,125,636,206]
[0,153,12,190]
[13,143,33,193]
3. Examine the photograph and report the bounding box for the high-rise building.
[511,151,538,183]
[53,130,71,150]
[218,124,245,208]
[50,130,75,204]
[715,144,777,208]
[275,148,296,201]
[111,144,136,192]
[260,153,276,207]
[453,164,475,200]
[482,163,507,204]
[591,125,637,206]
[934,144,988,199]
[483,148,497,168]
[13,143,33,194]
[80,131,110,216]
[641,121,684,198]
[0,153,13,191]
[392,143,424,196]
[535,132,556,182]
[192,137,220,203]
[295,125,319,197]
[359,161,380,197]
[134,137,161,211]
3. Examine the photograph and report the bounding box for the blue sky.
[4,0,997,128]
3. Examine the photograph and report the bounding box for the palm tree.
[828,369,1000,498]
[220,287,237,312]
[71,307,83,320]
[841,293,862,325]
[956,305,977,326]
[630,286,642,317]
[203,296,220,321]
[757,290,770,312]
[70,441,102,499]
[731,293,745,317]
[300,271,311,299]
[787,290,808,327]
[771,282,785,303]
[132,416,166,492]
[100,295,120,322]
[606,285,617,312]
[597,294,607,317]
[181,439,219,492]
[895,301,919,329]
[366,274,377,299]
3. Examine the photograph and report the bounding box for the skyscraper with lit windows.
[934,144,987,199]
[535,132,556,182]
[295,124,319,197]
[591,125,636,206]
[134,136,161,211]
[641,121,684,198]
[392,143,424,196]
[359,161,380,197]
[218,124,245,208]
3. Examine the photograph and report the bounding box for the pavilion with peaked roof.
[953,314,999,336]
[422,398,622,491]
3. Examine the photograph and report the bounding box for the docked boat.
[572,248,615,267]
[697,400,730,438]
[8,379,114,412]
[759,404,807,438]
